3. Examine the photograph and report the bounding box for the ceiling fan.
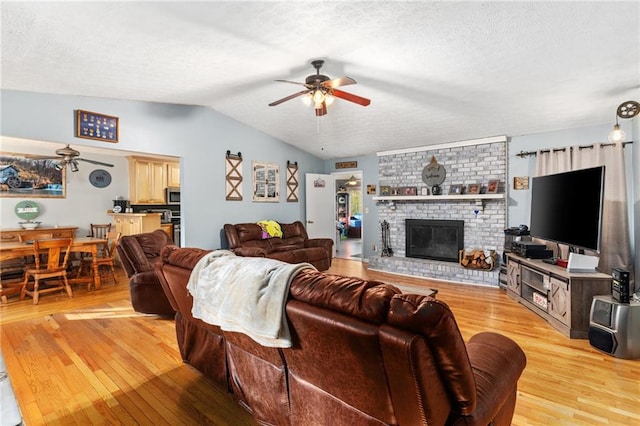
[268,60,371,116]
[27,144,114,172]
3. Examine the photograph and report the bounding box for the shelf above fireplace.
[372,194,505,202]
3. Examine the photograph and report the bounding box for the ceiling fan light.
[313,90,325,108]
[302,95,312,107]
[608,123,626,143]
[325,94,335,106]
[55,163,63,171]
[70,160,79,172]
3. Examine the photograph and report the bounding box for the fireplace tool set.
[381,220,393,257]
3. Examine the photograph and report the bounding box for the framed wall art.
[0,152,66,198]
[253,161,279,202]
[76,110,119,143]
[513,176,529,190]
[380,185,391,196]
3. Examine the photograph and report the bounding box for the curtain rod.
[516,141,633,158]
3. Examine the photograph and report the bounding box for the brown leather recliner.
[155,246,527,425]
[116,229,175,316]
[223,221,333,271]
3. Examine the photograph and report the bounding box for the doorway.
[333,171,363,260]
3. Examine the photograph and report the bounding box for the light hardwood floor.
[1,259,639,425]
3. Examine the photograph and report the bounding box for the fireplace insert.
[406,219,464,262]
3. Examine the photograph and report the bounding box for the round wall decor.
[422,156,446,186]
[15,200,41,221]
[89,169,112,188]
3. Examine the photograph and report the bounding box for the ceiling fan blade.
[322,76,357,89]
[275,79,306,86]
[77,158,114,167]
[331,89,371,106]
[23,154,60,160]
[268,89,312,107]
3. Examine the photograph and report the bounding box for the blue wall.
[1,90,325,249]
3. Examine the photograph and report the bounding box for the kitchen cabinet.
[167,162,180,188]
[107,212,161,236]
[128,156,180,204]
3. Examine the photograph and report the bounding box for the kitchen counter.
[107,211,161,236]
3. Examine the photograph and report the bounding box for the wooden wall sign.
[335,161,357,169]
[286,161,299,202]
[225,151,243,201]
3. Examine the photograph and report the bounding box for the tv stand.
[506,253,611,338]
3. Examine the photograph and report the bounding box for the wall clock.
[89,169,112,188]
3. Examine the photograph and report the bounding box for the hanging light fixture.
[608,100,639,143]
[347,175,358,186]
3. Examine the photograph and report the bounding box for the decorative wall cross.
[225,151,243,201]
[286,161,299,202]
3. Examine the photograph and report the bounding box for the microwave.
[165,187,180,205]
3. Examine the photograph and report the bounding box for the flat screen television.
[529,166,605,252]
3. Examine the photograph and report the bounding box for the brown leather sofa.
[223,221,333,271]
[116,229,175,316]
[155,246,527,426]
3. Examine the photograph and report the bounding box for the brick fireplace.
[369,138,507,286]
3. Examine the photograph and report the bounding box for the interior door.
[305,173,336,255]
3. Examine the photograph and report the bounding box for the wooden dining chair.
[88,223,112,257]
[78,231,122,288]
[20,238,73,304]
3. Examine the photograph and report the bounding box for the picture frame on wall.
[513,176,529,190]
[75,110,119,143]
[380,185,391,196]
[0,152,66,198]
[252,161,280,202]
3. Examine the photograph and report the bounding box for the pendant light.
[347,175,358,186]
[608,100,639,143]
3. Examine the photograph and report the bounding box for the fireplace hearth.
[406,219,464,262]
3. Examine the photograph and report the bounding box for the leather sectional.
[223,221,333,271]
[155,245,527,425]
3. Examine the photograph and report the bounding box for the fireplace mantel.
[373,194,504,202]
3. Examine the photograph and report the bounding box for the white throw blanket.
[186,250,315,348]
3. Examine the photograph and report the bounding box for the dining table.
[0,237,109,292]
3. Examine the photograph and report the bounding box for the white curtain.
[535,148,571,176]
[535,143,632,276]
[573,143,632,275]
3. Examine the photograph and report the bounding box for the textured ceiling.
[2,1,639,159]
